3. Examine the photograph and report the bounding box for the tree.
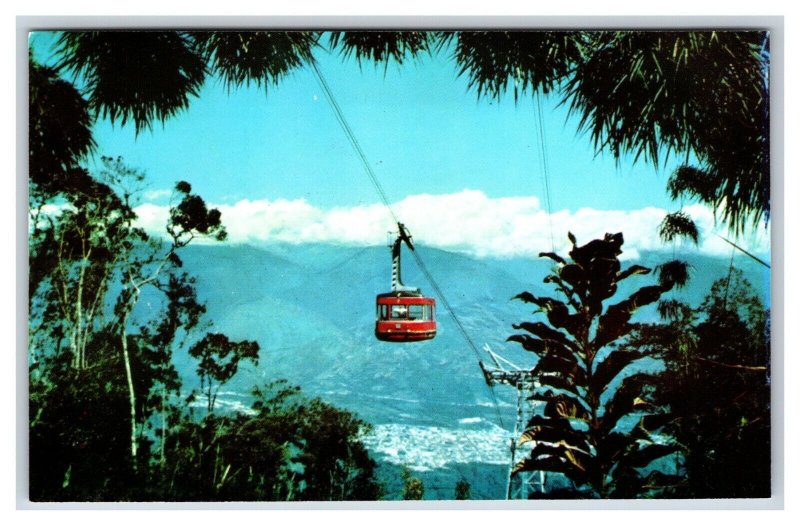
[29,47,385,502]
[639,269,770,497]
[454,479,471,500]
[29,155,228,490]
[161,382,383,501]
[188,333,259,413]
[292,397,383,501]
[508,232,683,498]
[28,50,94,199]
[401,467,425,500]
[451,30,769,232]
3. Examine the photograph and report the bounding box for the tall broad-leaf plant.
[508,232,684,498]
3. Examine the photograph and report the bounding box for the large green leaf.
[637,412,674,433]
[512,456,589,486]
[559,263,587,298]
[528,441,593,475]
[586,256,621,303]
[599,373,655,435]
[616,264,652,283]
[594,285,665,348]
[619,443,678,469]
[568,233,624,269]
[543,274,582,309]
[520,415,588,448]
[594,431,637,471]
[510,294,583,338]
[543,394,591,422]
[511,321,583,359]
[506,334,548,357]
[590,349,646,396]
[529,389,592,413]
[538,372,580,396]
[539,251,567,265]
[534,355,587,387]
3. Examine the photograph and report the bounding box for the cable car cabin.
[375,292,436,342]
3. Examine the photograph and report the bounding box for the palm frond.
[56,31,207,133]
[192,31,318,91]
[656,260,692,290]
[658,211,699,245]
[329,31,432,65]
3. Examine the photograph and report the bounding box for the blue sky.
[29,31,770,259]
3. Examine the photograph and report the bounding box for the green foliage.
[655,260,692,290]
[161,382,382,501]
[44,30,768,232]
[565,31,768,232]
[451,31,583,99]
[29,335,138,501]
[29,46,384,502]
[643,269,770,497]
[329,31,433,65]
[658,212,699,245]
[55,32,207,133]
[188,333,259,413]
[401,467,425,500]
[454,479,471,500]
[28,52,95,198]
[190,32,317,91]
[509,233,678,498]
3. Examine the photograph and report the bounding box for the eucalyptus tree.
[188,332,260,413]
[29,155,228,485]
[161,382,383,501]
[28,46,384,501]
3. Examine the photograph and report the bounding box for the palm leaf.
[56,31,207,133]
[329,31,432,64]
[656,260,691,290]
[191,31,317,91]
[658,211,700,245]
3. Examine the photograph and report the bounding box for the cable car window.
[377,304,388,320]
[408,304,424,320]
[390,305,409,319]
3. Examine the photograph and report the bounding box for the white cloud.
[142,188,172,201]
[132,190,771,260]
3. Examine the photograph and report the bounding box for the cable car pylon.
[479,344,547,499]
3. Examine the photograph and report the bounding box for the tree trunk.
[120,310,138,470]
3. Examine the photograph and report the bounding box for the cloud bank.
[133,189,770,260]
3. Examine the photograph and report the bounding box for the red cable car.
[375,223,436,342]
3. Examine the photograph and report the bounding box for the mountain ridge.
[170,241,769,498]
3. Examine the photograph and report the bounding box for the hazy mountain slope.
[173,241,769,498]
